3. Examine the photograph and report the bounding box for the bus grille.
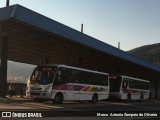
[30,92,40,96]
[30,87,42,91]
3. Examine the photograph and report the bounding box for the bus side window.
[103,75,108,86]
[58,71,62,81]
[54,69,64,85]
[123,79,128,89]
[58,67,69,84]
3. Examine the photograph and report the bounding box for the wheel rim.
[92,95,97,103]
[54,94,63,104]
[55,95,60,103]
[93,97,96,103]
[140,95,144,101]
[127,94,131,101]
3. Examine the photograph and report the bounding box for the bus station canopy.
[0,4,160,80]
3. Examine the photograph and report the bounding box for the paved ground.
[0,96,160,120]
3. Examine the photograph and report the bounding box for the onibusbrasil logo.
[1,112,42,118]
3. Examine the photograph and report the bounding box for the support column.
[155,79,158,99]
[0,32,8,98]
[39,48,45,65]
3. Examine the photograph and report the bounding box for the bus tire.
[140,94,144,102]
[53,93,63,104]
[127,94,131,101]
[91,94,98,103]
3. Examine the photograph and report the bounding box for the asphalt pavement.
[0,96,160,120]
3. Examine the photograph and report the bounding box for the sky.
[0,0,160,51]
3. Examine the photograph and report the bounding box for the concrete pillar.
[0,32,8,98]
[39,48,45,65]
[157,79,160,99]
[6,0,10,7]
[155,79,158,99]
[150,80,156,99]
[79,57,82,67]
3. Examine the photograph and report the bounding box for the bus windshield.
[30,66,58,85]
[109,76,122,92]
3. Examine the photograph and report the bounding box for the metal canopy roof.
[0,4,160,72]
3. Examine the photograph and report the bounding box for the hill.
[7,61,36,83]
[128,43,160,66]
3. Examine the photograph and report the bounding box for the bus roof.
[109,74,150,82]
[38,64,108,75]
[120,75,150,82]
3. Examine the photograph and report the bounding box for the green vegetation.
[128,43,160,66]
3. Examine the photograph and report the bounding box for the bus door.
[122,79,128,92]
[68,69,81,100]
[55,68,76,100]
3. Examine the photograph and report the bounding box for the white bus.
[28,64,109,103]
[109,75,150,101]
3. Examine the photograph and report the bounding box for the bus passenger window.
[54,70,63,85]
[123,80,128,89]
[58,71,62,81]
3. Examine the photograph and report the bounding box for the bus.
[28,64,109,103]
[109,75,150,101]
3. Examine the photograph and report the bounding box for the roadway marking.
[105,102,130,106]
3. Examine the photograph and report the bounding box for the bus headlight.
[44,86,51,92]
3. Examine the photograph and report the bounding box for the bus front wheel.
[127,94,131,101]
[91,94,98,103]
[140,94,144,102]
[52,93,63,104]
